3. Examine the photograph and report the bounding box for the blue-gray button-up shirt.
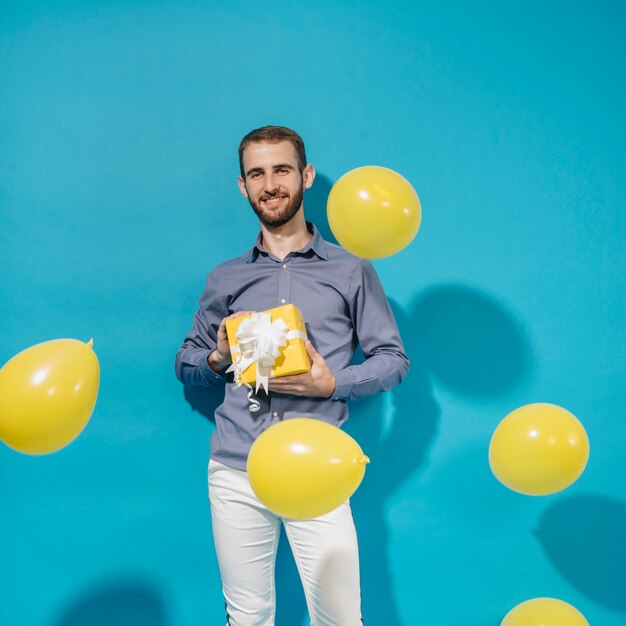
[175,222,409,470]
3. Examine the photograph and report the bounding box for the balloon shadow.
[535,494,626,613]
[52,576,170,626]
[304,172,338,246]
[344,299,441,625]
[411,285,531,397]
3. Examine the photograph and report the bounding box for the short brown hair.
[238,126,307,178]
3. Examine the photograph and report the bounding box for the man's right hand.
[208,311,256,373]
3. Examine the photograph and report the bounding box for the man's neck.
[259,213,313,261]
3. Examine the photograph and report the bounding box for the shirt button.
[272,411,278,417]
[282,264,287,269]
[280,298,286,304]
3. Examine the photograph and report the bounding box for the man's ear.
[303,164,316,190]
[238,175,249,198]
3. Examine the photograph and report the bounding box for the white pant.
[208,459,363,626]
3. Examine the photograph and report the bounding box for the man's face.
[238,141,315,228]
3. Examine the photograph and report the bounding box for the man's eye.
[277,168,288,174]
[250,172,261,179]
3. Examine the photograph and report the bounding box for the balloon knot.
[87,338,94,348]
[361,455,370,464]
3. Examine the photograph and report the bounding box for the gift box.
[225,304,310,390]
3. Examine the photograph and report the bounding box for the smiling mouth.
[261,196,288,206]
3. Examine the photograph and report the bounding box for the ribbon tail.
[227,354,253,387]
[243,380,260,413]
[256,364,271,394]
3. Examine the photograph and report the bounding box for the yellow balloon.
[247,418,370,519]
[327,165,421,258]
[489,403,589,495]
[0,338,100,454]
[501,597,589,626]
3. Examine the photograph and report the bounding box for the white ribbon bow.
[226,312,307,412]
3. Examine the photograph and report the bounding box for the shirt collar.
[246,221,329,262]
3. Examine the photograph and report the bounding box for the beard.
[247,185,305,228]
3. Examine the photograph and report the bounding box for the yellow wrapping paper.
[225,304,310,387]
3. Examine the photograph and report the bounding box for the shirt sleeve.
[174,266,229,387]
[331,259,410,401]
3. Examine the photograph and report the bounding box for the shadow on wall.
[535,494,626,613]
[183,384,221,425]
[411,284,531,396]
[53,577,170,626]
[343,297,441,626]
[304,172,338,246]
[344,287,530,625]
[274,526,308,626]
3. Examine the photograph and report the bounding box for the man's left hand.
[267,341,336,398]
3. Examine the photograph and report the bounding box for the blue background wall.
[1,1,625,624]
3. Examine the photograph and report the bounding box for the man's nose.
[263,174,279,193]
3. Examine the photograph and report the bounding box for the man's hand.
[208,311,255,373]
[268,341,336,398]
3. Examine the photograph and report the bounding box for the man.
[175,126,409,626]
